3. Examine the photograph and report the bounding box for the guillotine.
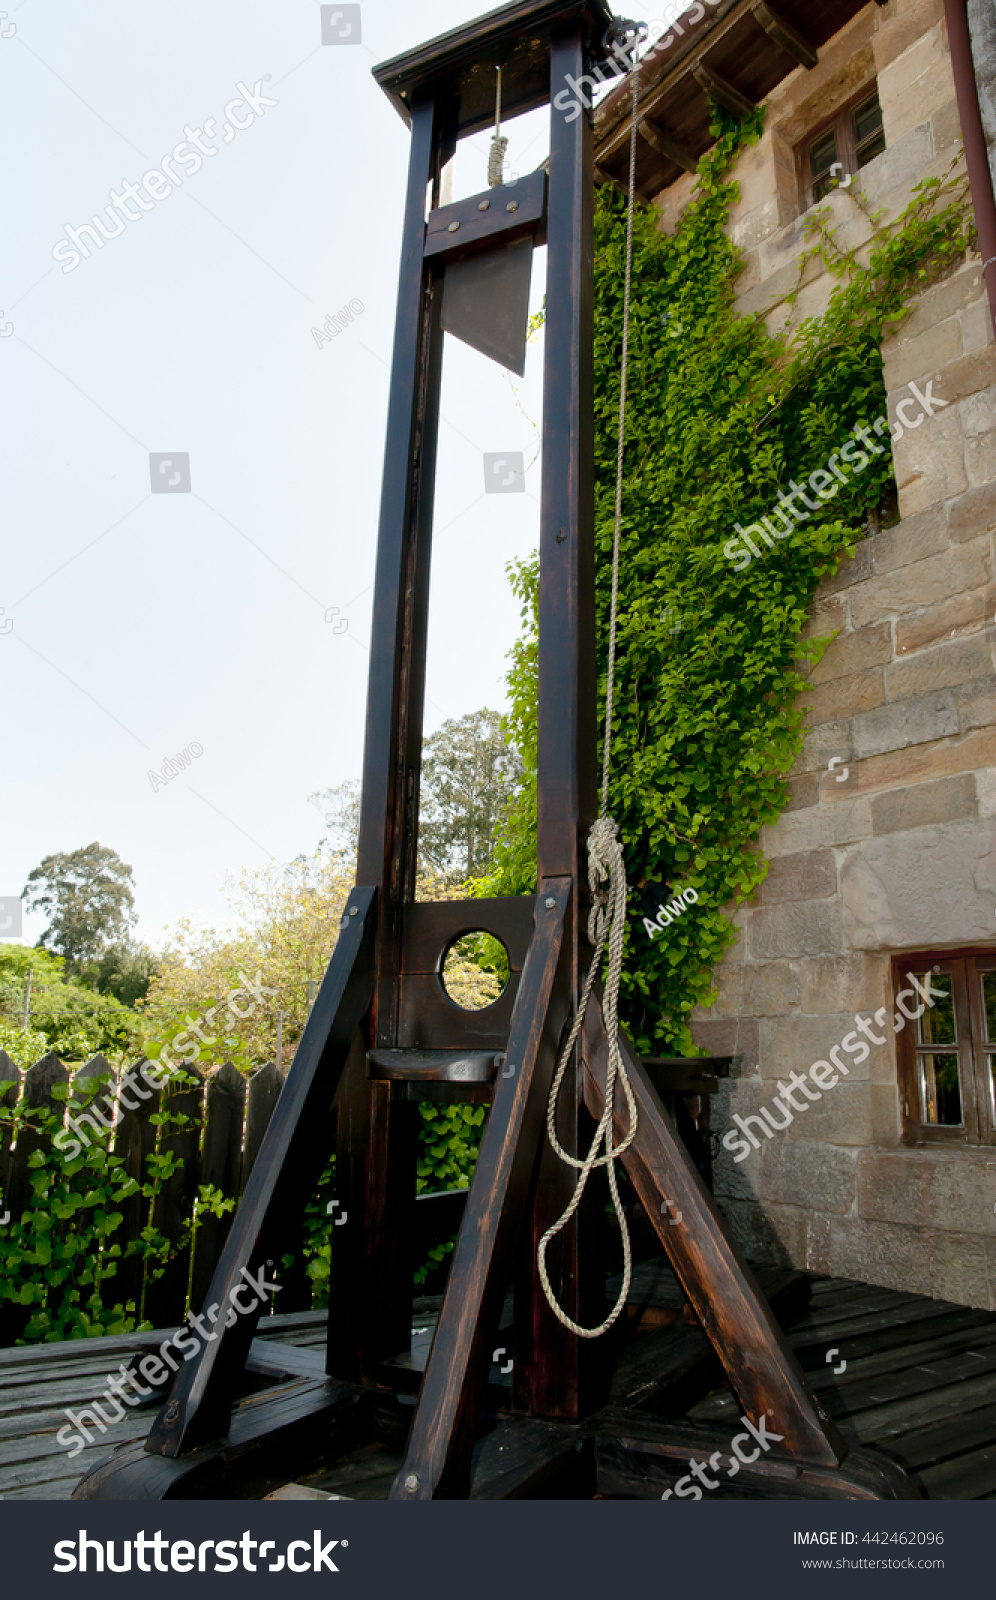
[77,0,913,1502]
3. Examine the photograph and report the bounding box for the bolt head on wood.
[404,1472,420,1490]
[478,199,490,211]
[350,906,359,916]
[505,200,518,212]
[544,896,556,908]
[448,221,460,232]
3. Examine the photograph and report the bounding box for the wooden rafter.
[638,118,699,173]
[749,0,818,70]
[691,60,757,119]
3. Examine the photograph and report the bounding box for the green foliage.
[23,842,137,971]
[490,108,974,1055]
[77,942,159,1007]
[0,944,143,1062]
[419,709,523,881]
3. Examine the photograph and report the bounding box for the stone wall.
[652,0,996,1305]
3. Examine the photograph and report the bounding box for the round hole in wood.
[439,931,510,1011]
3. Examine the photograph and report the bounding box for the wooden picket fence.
[0,1050,464,1346]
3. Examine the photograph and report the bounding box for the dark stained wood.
[74,1379,370,1500]
[241,1061,283,1194]
[469,1416,594,1499]
[368,1047,504,1084]
[401,896,534,973]
[143,886,377,1457]
[190,1063,246,1312]
[396,972,520,1050]
[517,22,602,1427]
[69,1053,116,1127]
[593,1408,918,1501]
[390,878,571,1498]
[143,1066,204,1330]
[111,1060,162,1318]
[372,0,615,136]
[691,61,756,118]
[638,119,698,172]
[749,0,818,68]
[582,992,844,1467]
[328,1057,419,1381]
[424,171,546,262]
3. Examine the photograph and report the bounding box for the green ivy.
[489,107,974,1056]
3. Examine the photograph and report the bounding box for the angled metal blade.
[440,235,534,376]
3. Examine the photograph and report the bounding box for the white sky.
[1,0,667,949]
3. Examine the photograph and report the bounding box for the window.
[802,87,886,207]
[894,953,996,1147]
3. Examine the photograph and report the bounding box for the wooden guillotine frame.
[76,0,912,1502]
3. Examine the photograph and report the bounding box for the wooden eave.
[594,0,880,200]
[373,0,615,137]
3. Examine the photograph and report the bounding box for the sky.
[1,0,668,950]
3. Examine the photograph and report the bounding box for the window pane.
[810,128,837,179]
[915,970,955,1045]
[857,129,886,168]
[853,92,883,146]
[982,971,996,1042]
[920,1053,963,1126]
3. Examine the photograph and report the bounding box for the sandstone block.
[775,1140,859,1215]
[784,772,819,812]
[823,725,996,799]
[760,849,837,904]
[855,1147,934,1225]
[784,1081,875,1147]
[893,403,969,515]
[802,669,885,726]
[747,898,844,961]
[871,503,948,575]
[885,635,993,700]
[966,428,996,490]
[927,344,996,406]
[816,537,876,598]
[810,623,893,684]
[872,0,945,73]
[895,583,996,653]
[947,479,996,540]
[799,719,853,776]
[931,1229,992,1308]
[881,316,963,392]
[841,816,996,948]
[957,674,996,733]
[851,690,959,759]
[762,794,872,857]
[850,538,991,630]
[688,1016,759,1072]
[799,593,848,644]
[959,295,993,356]
[757,1012,858,1082]
[870,771,977,834]
[886,264,984,349]
[878,26,955,143]
[799,952,890,1016]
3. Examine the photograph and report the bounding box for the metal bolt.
[448,221,460,232]
[478,199,490,211]
[544,896,556,909]
[404,1473,420,1491]
[164,1401,179,1423]
[505,200,518,212]
[350,906,358,916]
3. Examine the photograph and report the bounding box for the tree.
[23,842,136,971]
[418,710,522,882]
[77,942,159,1007]
[0,944,142,1060]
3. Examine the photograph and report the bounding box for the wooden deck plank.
[876,1400,996,1473]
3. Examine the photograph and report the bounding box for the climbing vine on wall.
[488,107,975,1057]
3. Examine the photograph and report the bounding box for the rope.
[488,65,508,188]
[537,28,644,1339]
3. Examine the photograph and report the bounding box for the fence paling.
[0,1050,18,1211]
[112,1058,162,1316]
[144,1067,204,1330]
[0,1051,69,1344]
[190,1062,246,1313]
[241,1061,283,1195]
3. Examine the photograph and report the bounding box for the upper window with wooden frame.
[800,86,886,208]
[894,952,996,1148]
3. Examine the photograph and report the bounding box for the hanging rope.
[537,24,645,1339]
[488,65,508,187]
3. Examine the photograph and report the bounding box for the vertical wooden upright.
[329,92,457,1381]
[516,25,602,1420]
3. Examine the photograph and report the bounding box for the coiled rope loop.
[537,29,644,1339]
